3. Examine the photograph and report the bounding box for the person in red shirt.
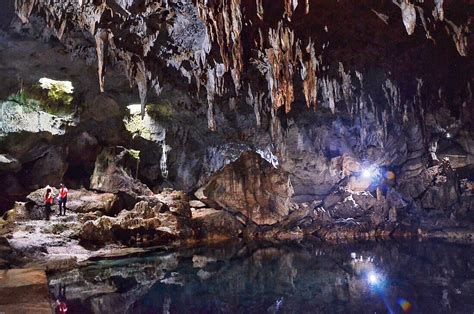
[58,183,68,216]
[44,188,54,220]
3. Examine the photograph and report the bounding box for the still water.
[48,240,474,314]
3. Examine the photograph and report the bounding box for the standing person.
[58,183,68,216]
[44,188,54,220]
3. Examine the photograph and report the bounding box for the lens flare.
[398,298,412,312]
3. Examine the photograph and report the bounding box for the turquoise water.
[48,240,474,313]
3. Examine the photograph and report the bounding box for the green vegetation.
[7,90,41,112]
[124,114,152,140]
[6,78,75,115]
[128,149,140,160]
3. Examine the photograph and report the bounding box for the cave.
[0,0,473,312]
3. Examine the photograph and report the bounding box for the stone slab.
[0,269,51,314]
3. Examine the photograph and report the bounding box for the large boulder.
[198,152,293,225]
[24,187,123,218]
[90,146,153,197]
[65,189,122,215]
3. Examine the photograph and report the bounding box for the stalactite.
[339,62,353,114]
[160,137,171,179]
[416,6,434,42]
[305,0,310,14]
[283,0,293,21]
[14,0,37,24]
[266,22,295,113]
[445,19,468,57]
[246,85,265,127]
[321,77,338,114]
[196,0,243,93]
[433,0,444,21]
[301,41,318,109]
[95,29,109,93]
[395,0,416,35]
[256,0,264,20]
[371,9,389,25]
[135,61,148,117]
[383,78,401,116]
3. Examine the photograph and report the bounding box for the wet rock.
[199,152,293,225]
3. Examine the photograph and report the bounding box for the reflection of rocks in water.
[49,241,474,313]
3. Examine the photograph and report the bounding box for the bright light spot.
[127,104,142,115]
[39,78,74,94]
[446,133,452,139]
[367,271,379,285]
[362,169,373,178]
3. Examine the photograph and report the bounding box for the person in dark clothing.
[44,188,54,220]
[58,183,68,216]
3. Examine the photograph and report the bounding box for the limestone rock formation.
[80,199,192,246]
[90,146,153,197]
[199,152,293,225]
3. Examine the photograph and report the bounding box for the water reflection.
[48,240,474,313]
